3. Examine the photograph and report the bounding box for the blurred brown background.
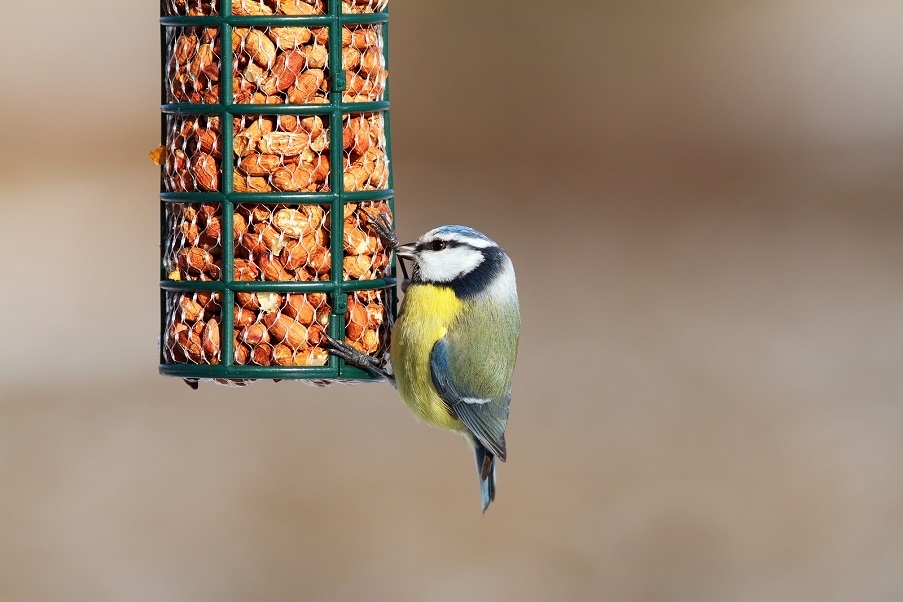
[1,0,902,600]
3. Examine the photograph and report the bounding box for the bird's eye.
[430,240,447,251]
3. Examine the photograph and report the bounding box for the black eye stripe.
[417,239,468,252]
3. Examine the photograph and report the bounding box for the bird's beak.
[395,242,418,260]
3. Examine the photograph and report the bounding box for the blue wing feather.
[430,337,509,461]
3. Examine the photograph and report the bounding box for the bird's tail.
[473,442,497,513]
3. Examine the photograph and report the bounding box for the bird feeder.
[158,0,395,386]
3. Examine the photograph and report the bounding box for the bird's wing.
[430,336,509,461]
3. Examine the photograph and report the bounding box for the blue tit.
[325,222,520,513]
[392,226,520,512]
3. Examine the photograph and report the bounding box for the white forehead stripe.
[421,229,495,249]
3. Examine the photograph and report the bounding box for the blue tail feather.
[474,443,497,513]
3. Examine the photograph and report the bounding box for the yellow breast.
[390,284,467,432]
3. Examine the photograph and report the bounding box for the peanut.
[190,152,219,191]
[238,153,284,176]
[275,0,322,15]
[239,322,270,346]
[235,306,257,327]
[179,296,205,322]
[283,294,317,325]
[243,29,277,69]
[259,254,294,281]
[272,163,317,192]
[264,313,308,349]
[233,117,274,156]
[251,343,274,365]
[233,171,273,192]
[235,341,251,365]
[202,318,221,357]
[273,207,315,238]
[268,27,312,50]
[258,131,313,156]
[232,0,273,15]
[234,258,260,281]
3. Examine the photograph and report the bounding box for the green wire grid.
[159,0,396,382]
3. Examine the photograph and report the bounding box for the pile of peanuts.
[162,112,388,195]
[165,4,387,105]
[232,112,389,194]
[160,0,392,381]
[164,0,388,17]
[164,287,387,369]
[163,200,391,368]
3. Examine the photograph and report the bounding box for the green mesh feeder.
[158,0,395,386]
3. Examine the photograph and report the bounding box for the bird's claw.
[322,333,373,367]
[365,211,399,250]
[323,333,395,384]
[363,210,409,281]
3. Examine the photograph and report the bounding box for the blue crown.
[433,225,494,243]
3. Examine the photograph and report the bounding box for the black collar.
[411,246,504,301]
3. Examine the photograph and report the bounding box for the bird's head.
[395,225,517,302]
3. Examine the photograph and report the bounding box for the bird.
[326,218,520,513]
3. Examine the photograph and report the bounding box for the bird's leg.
[323,333,396,386]
[365,211,408,281]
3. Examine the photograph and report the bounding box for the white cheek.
[417,249,483,282]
